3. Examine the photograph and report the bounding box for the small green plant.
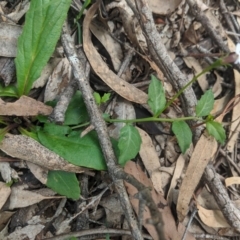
[0,0,72,97]
[93,92,111,106]
[105,74,226,153]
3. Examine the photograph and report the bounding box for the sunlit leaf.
[196,90,214,117]
[15,0,72,96]
[206,121,226,144]
[93,92,101,105]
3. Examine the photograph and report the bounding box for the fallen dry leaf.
[44,58,71,102]
[225,177,240,187]
[33,57,61,90]
[167,154,185,205]
[183,56,209,92]
[8,186,62,209]
[0,211,15,229]
[137,127,163,194]
[27,162,48,185]
[124,161,195,240]
[177,132,218,222]
[0,96,52,116]
[90,21,123,72]
[0,134,88,173]
[141,0,182,15]
[226,37,240,152]
[197,203,230,228]
[5,224,44,240]
[83,2,148,104]
[0,182,11,210]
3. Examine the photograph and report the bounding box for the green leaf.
[196,90,214,117]
[0,127,10,143]
[172,121,192,153]
[93,92,110,105]
[47,170,80,200]
[0,84,18,97]
[18,127,39,141]
[118,125,141,166]
[206,121,226,144]
[15,0,72,96]
[101,93,111,103]
[75,0,91,21]
[148,75,166,116]
[37,124,107,170]
[64,91,89,125]
[93,92,101,105]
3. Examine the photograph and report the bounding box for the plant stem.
[162,60,223,113]
[105,116,201,124]
[71,121,90,129]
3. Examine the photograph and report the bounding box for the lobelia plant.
[0,0,229,199]
[106,72,226,154]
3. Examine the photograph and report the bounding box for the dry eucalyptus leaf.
[124,161,196,240]
[108,1,147,51]
[83,2,148,104]
[167,154,185,206]
[8,186,63,209]
[177,133,218,222]
[135,0,182,15]
[32,57,61,89]
[44,58,71,102]
[183,57,209,92]
[26,162,48,185]
[0,182,11,210]
[197,187,219,210]
[100,194,124,228]
[0,211,15,227]
[90,21,123,72]
[0,96,52,116]
[137,127,163,194]
[5,224,44,240]
[226,37,240,153]
[211,93,231,117]
[0,134,87,173]
[7,0,30,22]
[197,203,230,228]
[0,162,17,183]
[225,177,240,187]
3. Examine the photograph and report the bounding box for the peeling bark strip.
[204,164,240,232]
[0,134,87,173]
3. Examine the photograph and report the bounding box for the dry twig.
[204,164,240,232]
